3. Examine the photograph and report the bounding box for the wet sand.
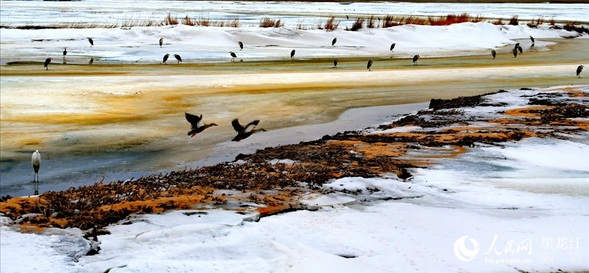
[1,38,588,196]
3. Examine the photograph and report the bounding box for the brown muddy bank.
[1,85,587,234]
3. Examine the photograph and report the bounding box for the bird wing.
[175,54,182,61]
[243,120,260,133]
[232,118,245,132]
[390,43,395,51]
[185,113,203,127]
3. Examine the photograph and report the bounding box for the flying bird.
[390,43,396,51]
[577,65,584,78]
[32,150,41,183]
[159,38,164,47]
[229,51,237,62]
[185,113,218,137]
[87,37,94,46]
[290,49,296,59]
[332,37,337,46]
[174,54,182,63]
[238,41,244,50]
[163,53,170,64]
[412,54,420,64]
[367,59,373,71]
[333,58,338,68]
[231,119,266,142]
[491,49,496,60]
[43,57,52,70]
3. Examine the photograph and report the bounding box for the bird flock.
[31,34,585,183]
[41,35,584,77]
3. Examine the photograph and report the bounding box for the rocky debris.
[1,87,587,237]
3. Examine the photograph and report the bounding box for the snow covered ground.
[2,86,589,273]
[1,0,588,64]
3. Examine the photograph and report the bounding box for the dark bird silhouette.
[390,43,396,51]
[229,51,237,62]
[89,58,94,65]
[332,37,337,46]
[62,47,67,64]
[185,113,217,137]
[290,49,296,59]
[512,47,518,58]
[238,41,244,50]
[163,53,170,64]
[491,49,496,60]
[231,119,266,142]
[159,38,164,47]
[32,150,41,183]
[530,36,535,47]
[88,37,94,46]
[43,57,51,70]
[577,65,584,78]
[412,54,420,64]
[333,58,338,68]
[174,54,182,64]
[517,45,523,54]
[346,15,349,20]
[367,59,373,71]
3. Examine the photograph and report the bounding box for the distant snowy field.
[1,0,588,64]
[2,86,589,273]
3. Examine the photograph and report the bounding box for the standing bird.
[491,49,496,60]
[332,37,337,46]
[159,38,164,47]
[163,53,170,64]
[89,58,94,65]
[231,119,266,142]
[577,65,584,78]
[31,150,41,183]
[333,58,338,68]
[290,49,296,59]
[174,54,182,64]
[530,36,535,47]
[238,41,244,50]
[62,47,67,64]
[87,37,94,47]
[43,57,52,70]
[367,59,373,71]
[229,51,237,62]
[512,47,518,58]
[412,54,420,65]
[390,43,396,52]
[185,113,218,137]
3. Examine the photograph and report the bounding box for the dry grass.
[321,16,339,31]
[509,16,519,26]
[428,13,484,26]
[164,13,179,25]
[260,17,283,28]
[348,17,364,31]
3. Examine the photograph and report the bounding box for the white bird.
[32,150,41,183]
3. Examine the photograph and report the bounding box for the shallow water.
[1,39,589,197]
